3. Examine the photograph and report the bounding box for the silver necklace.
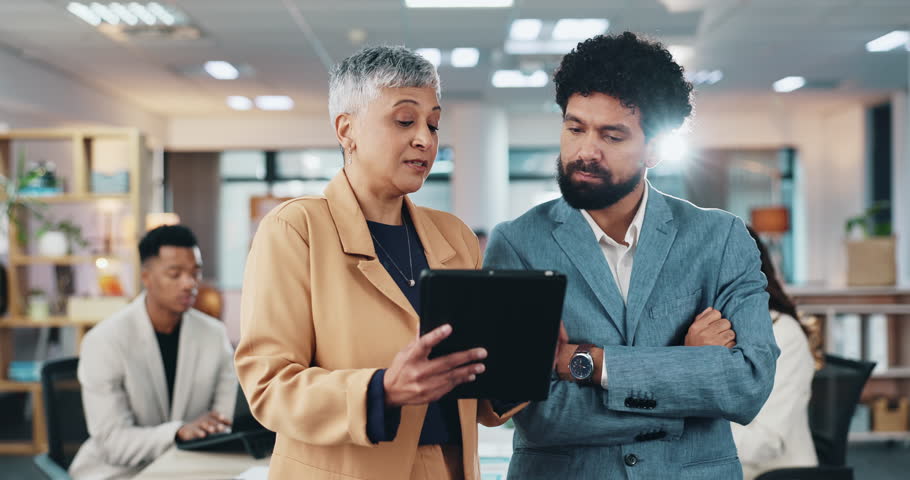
[370,216,416,287]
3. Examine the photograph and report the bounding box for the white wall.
[167,113,337,151]
[167,108,564,151]
[693,96,870,286]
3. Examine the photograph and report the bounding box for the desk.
[134,447,269,480]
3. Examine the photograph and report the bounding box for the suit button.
[625,454,638,467]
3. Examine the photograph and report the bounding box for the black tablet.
[419,269,567,401]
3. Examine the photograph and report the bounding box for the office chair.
[808,354,876,466]
[33,357,87,480]
[754,354,875,480]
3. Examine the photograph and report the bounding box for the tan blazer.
[235,170,521,480]
[70,294,237,480]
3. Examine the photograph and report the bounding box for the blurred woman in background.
[733,227,820,479]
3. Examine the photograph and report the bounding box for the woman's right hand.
[383,324,487,408]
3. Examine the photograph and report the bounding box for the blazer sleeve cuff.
[366,369,402,443]
[348,368,386,447]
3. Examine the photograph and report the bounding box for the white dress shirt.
[580,186,648,389]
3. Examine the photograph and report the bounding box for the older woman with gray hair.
[235,45,524,480]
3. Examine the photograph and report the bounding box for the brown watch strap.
[575,343,595,355]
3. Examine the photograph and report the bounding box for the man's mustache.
[565,159,610,178]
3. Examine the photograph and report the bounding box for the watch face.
[569,354,593,380]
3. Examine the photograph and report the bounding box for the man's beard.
[557,156,644,210]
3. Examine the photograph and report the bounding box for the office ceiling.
[0,0,907,116]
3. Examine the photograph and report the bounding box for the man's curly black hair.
[554,31,693,139]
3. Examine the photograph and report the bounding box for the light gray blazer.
[69,293,237,480]
[484,185,780,480]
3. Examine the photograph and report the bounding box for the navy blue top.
[364,211,462,445]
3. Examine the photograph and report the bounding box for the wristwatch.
[569,344,596,383]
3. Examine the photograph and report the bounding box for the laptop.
[176,385,276,459]
[419,269,567,401]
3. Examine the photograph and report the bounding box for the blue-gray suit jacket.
[484,185,779,480]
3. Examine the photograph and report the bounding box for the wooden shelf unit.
[18,193,130,204]
[0,127,149,455]
[9,255,127,266]
[791,287,910,443]
[847,431,910,444]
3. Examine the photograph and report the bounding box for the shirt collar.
[581,184,649,248]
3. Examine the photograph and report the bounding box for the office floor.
[1,440,908,479]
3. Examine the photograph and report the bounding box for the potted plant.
[845,201,895,286]
[36,219,88,256]
[1,150,53,245]
[2,150,87,253]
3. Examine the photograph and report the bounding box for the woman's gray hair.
[328,45,441,124]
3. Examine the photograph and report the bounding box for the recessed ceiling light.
[405,0,513,7]
[504,40,578,55]
[451,48,479,68]
[552,18,608,41]
[67,2,190,28]
[706,70,723,84]
[255,96,295,111]
[773,76,805,93]
[685,69,723,85]
[67,2,102,26]
[510,19,542,41]
[416,48,442,67]
[492,70,548,88]
[89,2,120,24]
[866,30,909,52]
[147,2,175,25]
[204,61,239,80]
[127,2,157,25]
[108,2,138,25]
[227,96,253,111]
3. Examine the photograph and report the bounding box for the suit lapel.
[169,313,198,421]
[551,200,627,343]
[133,294,170,420]
[625,187,677,345]
[326,170,457,332]
[405,195,456,269]
[356,260,419,325]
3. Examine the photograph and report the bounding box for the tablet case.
[420,269,567,401]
